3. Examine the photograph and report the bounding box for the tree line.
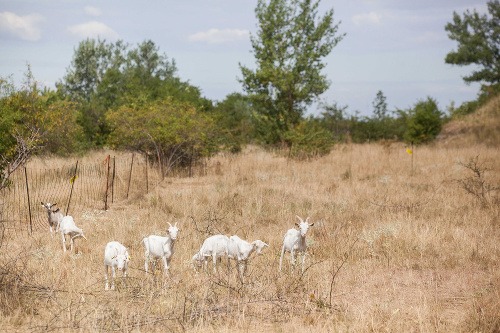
[1,0,499,187]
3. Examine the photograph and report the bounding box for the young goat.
[227,235,268,279]
[142,222,179,275]
[279,216,314,272]
[59,215,87,253]
[192,234,230,273]
[41,202,64,237]
[104,241,130,291]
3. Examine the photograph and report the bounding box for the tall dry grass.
[0,143,498,332]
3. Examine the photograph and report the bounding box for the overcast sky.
[0,0,488,116]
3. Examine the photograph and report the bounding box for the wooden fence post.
[112,156,116,204]
[24,167,32,235]
[126,153,134,199]
[66,160,79,216]
[145,154,149,194]
[105,155,110,210]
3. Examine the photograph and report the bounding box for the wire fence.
[0,153,165,235]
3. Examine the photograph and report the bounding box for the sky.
[0,0,488,117]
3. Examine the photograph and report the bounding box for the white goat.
[142,222,179,275]
[192,234,230,273]
[104,241,130,290]
[59,215,87,253]
[227,235,268,279]
[41,202,64,237]
[279,216,314,272]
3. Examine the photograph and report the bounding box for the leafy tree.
[58,39,212,147]
[0,76,37,188]
[106,99,217,176]
[284,117,334,159]
[372,90,388,120]
[59,38,123,103]
[445,0,500,85]
[213,93,255,152]
[319,101,350,142]
[38,93,86,155]
[404,97,443,144]
[239,0,344,145]
[368,90,392,139]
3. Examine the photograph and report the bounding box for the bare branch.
[0,127,41,189]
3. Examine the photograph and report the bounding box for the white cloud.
[68,21,119,40]
[84,6,102,17]
[352,12,382,26]
[188,28,249,44]
[0,11,44,41]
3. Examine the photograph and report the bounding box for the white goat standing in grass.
[192,234,230,273]
[227,235,268,280]
[104,241,130,291]
[59,215,87,253]
[41,202,64,237]
[142,222,179,276]
[279,216,314,272]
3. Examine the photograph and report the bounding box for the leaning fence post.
[66,160,79,216]
[104,155,110,210]
[112,156,116,204]
[145,154,149,194]
[126,153,134,199]
[24,167,33,235]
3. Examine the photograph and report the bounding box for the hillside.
[437,94,500,147]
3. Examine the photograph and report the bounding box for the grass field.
[0,142,499,332]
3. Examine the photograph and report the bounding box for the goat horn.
[167,222,173,228]
[296,215,303,222]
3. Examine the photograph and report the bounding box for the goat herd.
[41,202,315,291]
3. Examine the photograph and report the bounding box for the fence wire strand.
[0,154,162,235]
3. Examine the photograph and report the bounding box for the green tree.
[445,0,500,85]
[213,93,255,152]
[372,90,388,120]
[59,38,122,102]
[38,93,86,155]
[58,39,212,147]
[404,97,443,144]
[284,117,334,159]
[319,101,350,142]
[0,75,37,188]
[239,0,344,145]
[106,99,217,176]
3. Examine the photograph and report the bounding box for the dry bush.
[0,143,499,332]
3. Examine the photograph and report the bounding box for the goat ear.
[309,223,314,227]
[41,202,44,206]
[295,222,300,227]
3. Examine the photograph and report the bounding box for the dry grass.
[0,143,499,332]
